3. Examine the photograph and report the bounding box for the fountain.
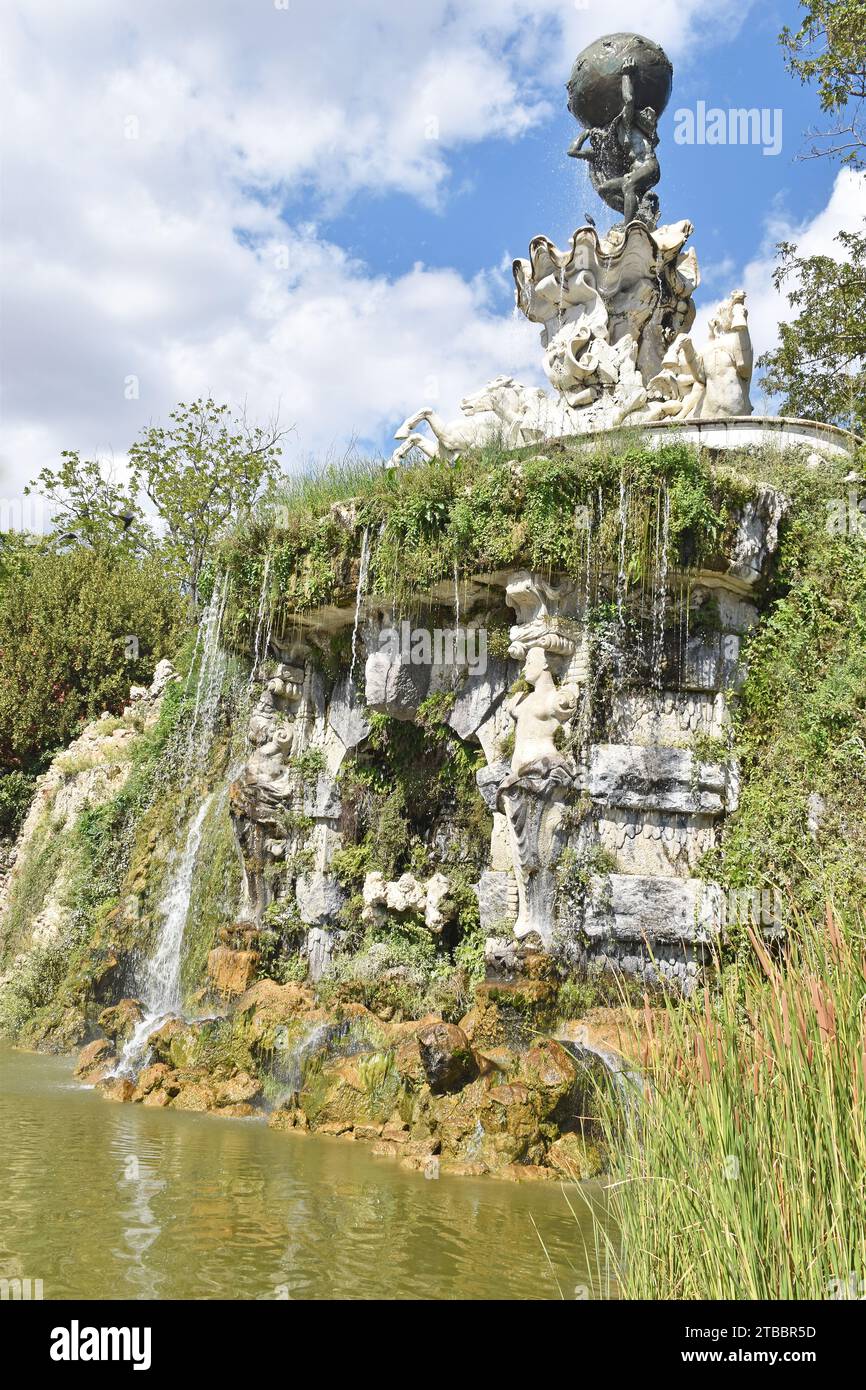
[388,32,853,465]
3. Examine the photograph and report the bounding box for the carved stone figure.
[699,289,754,418]
[387,34,759,465]
[616,289,753,425]
[390,376,533,464]
[566,33,673,229]
[497,645,584,944]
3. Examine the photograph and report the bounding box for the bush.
[0,541,185,772]
[0,770,36,836]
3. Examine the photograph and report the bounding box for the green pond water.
[0,1047,616,1301]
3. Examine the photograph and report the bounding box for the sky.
[1,0,864,518]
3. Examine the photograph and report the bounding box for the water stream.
[115,795,213,1075]
[348,524,371,687]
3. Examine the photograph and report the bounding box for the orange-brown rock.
[207,946,260,998]
[75,1038,116,1082]
[99,1076,135,1103]
[141,1089,171,1108]
[545,1132,606,1179]
[131,1062,171,1102]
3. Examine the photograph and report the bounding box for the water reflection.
[0,1048,616,1301]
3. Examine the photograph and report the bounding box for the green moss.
[219,439,776,637]
[181,795,243,997]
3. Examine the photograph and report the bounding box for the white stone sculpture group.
[389,218,754,464]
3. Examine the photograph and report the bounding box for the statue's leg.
[393,409,430,439]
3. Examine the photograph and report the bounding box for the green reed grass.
[595,906,866,1299]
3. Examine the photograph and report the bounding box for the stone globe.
[567,32,673,128]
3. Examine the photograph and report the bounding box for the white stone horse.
[389,376,537,465]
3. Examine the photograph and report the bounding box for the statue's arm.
[677,334,706,384]
[729,294,753,378]
[620,57,636,126]
[567,128,591,160]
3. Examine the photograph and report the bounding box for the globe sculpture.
[566,31,673,228]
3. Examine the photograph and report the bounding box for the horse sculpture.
[389,376,546,465]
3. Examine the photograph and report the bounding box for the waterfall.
[651,488,671,688]
[187,572,229,769]
[114,796,213,1076]
[615,478,628,631]
[348,526,370,687]
[111,581,233,1078]
[248,555,272,690]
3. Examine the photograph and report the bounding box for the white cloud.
[692,169,866,413]
[1,0,762,501]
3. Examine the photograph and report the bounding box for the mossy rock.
[518,1039,578,1107]
[22,1002,90,1054]
[462,979,558,1049]
[545,1131,607,1179]
[98,998,144,1045]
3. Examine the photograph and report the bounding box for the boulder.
[146,1017,199,1070]
[170,1078,217,1112]
[97,998,144,1045]
[74,1038,116,1082]
[131,1062,171,1101]
[99,1076,135,1103]
[424,873,454,933]
[478,1082,543,1165]
[214,1071,262,1107]
[207,945,260,997]
[296,872,345,926]
[446,661,509,741]
[476,870,516,934]
[545,1131,606,1179]
[519,1039,578,1107]
[364,648,431,719]
[417,1022,479,1095]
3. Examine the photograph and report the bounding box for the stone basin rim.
[557,414,861,457]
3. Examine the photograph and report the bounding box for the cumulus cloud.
[692,169,866,413]
[1,0,761,499]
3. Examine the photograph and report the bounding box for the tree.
[128,398,286,606]
[25,452,148,551]
[780,0,866,165]
[757,228,866,433]
[0,543,184,772]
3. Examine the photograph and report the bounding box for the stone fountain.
[221,33,859,996]
[390,31,853,466]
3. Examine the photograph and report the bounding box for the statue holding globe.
[566,32,673,228]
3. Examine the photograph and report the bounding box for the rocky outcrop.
[417,1022,479,1094]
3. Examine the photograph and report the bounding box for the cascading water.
[248,555,272,692]
[114,795,213,1076]
[615,478,628,631]
[112,576,232,1077]
[651,487,671,687]
[187,572,230,769]
[348,525,371,688]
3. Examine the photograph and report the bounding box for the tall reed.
[596,906,866,1299]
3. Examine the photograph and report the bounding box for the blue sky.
[318,9,840,290]
[1,0,863,520]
